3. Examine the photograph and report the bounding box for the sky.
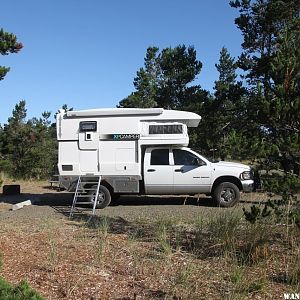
[0,0,243,124]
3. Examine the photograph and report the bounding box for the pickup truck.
[62,145,254,209]
[142,146,253,207]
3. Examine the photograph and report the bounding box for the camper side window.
[150,149,169,165]
[79,121,97,132]
[149,124,183,134]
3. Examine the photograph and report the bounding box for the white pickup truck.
[141,146,253,207]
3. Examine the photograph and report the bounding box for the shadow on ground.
[0,185,217,208]
[0,185,263,212]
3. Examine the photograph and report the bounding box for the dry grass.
[0,216,299,299]
[0,180,299,299]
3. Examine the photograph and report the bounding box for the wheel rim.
[91,190,105,205]
[220,187,235,203]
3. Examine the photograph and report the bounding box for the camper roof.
[66,108,163,117]
[63,108,201,127]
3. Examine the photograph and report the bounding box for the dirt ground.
[0,180,298,299]
[0,180,268,222]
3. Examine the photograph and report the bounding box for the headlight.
[240,171,252,180]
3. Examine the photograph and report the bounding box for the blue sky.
[0,0,242,124]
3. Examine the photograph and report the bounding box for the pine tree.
[230,0,300,163]
[28,112,57,179]
[156,45,202,109]
[1,101,57,179]
[0,28,23,80]
[118,45,203,110]
[268,29,300,168]
[118,47,159,108]
[230,0,299,91]
[1,101,32,177]
[231,0,300,222]
[197,47,249,159]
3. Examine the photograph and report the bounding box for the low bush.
[0,277,43,300]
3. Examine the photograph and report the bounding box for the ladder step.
[74,190,98,195]
[79,181,100,184]
[77,175,101,177]
[70,175,102,217]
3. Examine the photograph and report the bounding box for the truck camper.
[56,108,254,211]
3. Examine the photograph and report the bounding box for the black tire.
[88,185,111,209]
[212,182,240,207]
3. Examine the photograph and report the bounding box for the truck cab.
[143,146,254,207]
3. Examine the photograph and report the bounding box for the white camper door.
[80,150,99,173]
[78,121,99,173]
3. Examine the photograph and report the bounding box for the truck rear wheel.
[213,182,240,207]
[88,185,111,209]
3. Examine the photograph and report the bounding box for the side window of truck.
[150,149,169,165]
[173,149,204,166]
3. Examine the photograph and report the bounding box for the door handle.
[174,169,183,172]
[147,169,156,172]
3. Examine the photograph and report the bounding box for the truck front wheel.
[88,185,111,209]
[213,182,240,207]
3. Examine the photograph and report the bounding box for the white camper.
[57,108,254,210]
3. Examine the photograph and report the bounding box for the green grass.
[0,278,44,300]
[95,217,110,263]
[154,218,176,256]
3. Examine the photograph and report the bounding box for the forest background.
[0,0,299,197]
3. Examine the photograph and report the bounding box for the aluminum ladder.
[69,175,101,217]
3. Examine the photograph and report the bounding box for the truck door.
[144,148,174,194]
[172,149,211,194]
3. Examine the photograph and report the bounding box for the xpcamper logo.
[283,293,300,299]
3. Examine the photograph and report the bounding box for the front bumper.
[242,180,254,193]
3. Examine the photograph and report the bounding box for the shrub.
[0,277,44,300]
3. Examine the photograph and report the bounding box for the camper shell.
[57,108,201,178]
